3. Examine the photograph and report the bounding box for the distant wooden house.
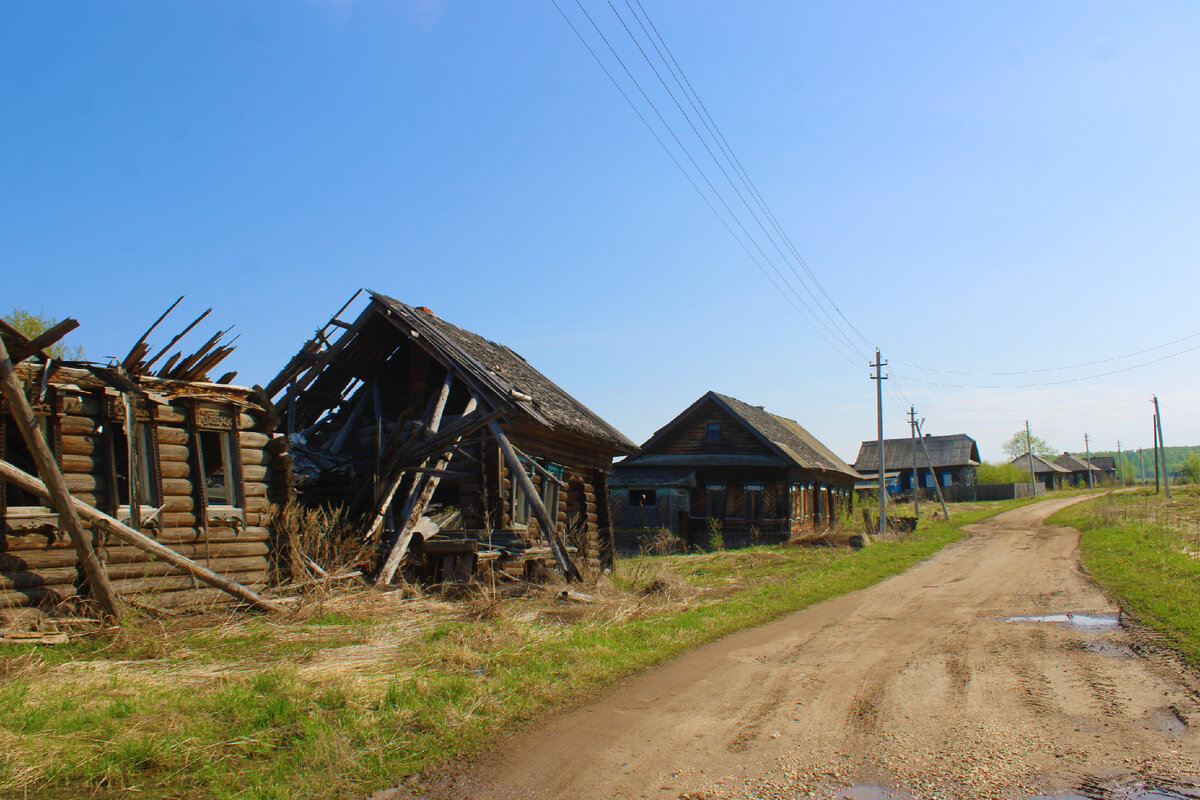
[1053,452,1102,487]
[0,310,287,610]
[267,291,635,583]
[1083,455,1117,483]
[1012,453,1069,491]
[610,392,860,552]
[853,434,980,495]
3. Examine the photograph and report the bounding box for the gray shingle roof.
[623,391,860,480]
[853,434,980,473]
[371,292,636,454]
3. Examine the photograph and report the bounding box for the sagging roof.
[1011,453,1070,474]
[1086,456,1117,471]
[853,434,980,473]
[370,293,635,454]
[1053,452,1098,473]
[623,391,860,480]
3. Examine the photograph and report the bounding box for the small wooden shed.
[267,291,636,584]
[0,313,288,611]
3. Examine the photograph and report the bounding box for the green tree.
[1178,452,1200,485]
[1001,429,1055,461]
[977,461,1032,485]
[2,307,84,360]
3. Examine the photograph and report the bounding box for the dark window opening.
[705,421,721,441]
[745,487,764,520]
[112,422,159,508]
[705,484,726,519]
[2,417,50,507]
[630,489,657,507]
[198,429,239,508]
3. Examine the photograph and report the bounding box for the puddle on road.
[825,786,914,799]
[1151,706,1189,733]
[1005,612,1121,631]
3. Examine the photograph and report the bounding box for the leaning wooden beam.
[0,459,286,614]
[487,420,582,582]
[0,338,121,619]
[375,394,479,586]
[368,372,454,547]
[9,319,81,365]
[120,295,184,372]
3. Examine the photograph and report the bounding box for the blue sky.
[4,2,1199,463]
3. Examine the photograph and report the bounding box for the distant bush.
[976,461,1032,485]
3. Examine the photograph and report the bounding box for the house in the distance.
[610,392,860,552]
[853,434,980,495]
[1053,452,1102,487]
[1012,453,1069,491]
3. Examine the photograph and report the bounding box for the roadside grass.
[1,497,1031,799]
[1051,485,1200,666]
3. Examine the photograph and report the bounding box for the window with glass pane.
[199,429,239,508]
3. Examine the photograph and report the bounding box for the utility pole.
[1154,395,1170,501]
[1117,441,1126,488]
[1139,447,1146,485]
[909,406,920,518]
[1084,433,1094,490]
[871,350,887,538]
[1153,413,1160,494]
[1026,420,1038,495]
[916,418,950,519]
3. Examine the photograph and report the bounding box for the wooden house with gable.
[1053,452,1102,487]
[610,391,860,552]
[0,305,288,612]
[1012,453,1069,491]
[853,433,981,495]
[267,291,636,584]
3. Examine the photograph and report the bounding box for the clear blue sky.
[4,2,1199,463]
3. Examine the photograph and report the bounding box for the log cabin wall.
[0,364,287,610]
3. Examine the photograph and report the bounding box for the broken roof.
[622,391,860,480]
[853,434,981,473]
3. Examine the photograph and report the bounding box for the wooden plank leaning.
[375,393,479,586]
[0,339,121,619]
[487,420,582,582]
[0,459,286,615]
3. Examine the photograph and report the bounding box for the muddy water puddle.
[1005,612,1121,631]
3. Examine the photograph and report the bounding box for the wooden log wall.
[1,371,287,610]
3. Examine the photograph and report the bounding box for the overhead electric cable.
[628,0,876,353]
[552,0,863,366]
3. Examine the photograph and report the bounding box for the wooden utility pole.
[915,418,950,519]
[1117,441,1126,488]
[1153,414,1160,494]
[1026,420,1038,494]
[1083,433,1094,490]
[871,350,887,537]
[908,406,919,517]
[1154,395,1170,501]
[0,338,121,619]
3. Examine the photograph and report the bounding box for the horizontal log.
[160,461,190,479]
[266,436,288,456]
[244,497,269,513]
[239,432,269,449]
[157,444,191,463]
[59,415,100,435]
[129,585,268,611]
[160,478,193,497]
[242,482,267,498]
[240,448,272,467]
[153,526,271,544]
[61,435,100,456]
[2,525,271,553]
[241,465,268,482]
[156,427,189,446]
[60,453,96,473]
[0,583,79,608]
[64,474,104,493]
[162,497,195,512]
[109,570,268,597]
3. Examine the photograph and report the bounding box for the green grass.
[0,497,1034,800]
[1051,486,1200,666]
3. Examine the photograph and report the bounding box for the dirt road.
[417,496,1200,799]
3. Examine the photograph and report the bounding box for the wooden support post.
[0,458,285,614]
[487,420,582,582]
[0,340,121,619]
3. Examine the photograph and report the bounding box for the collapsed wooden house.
[0,304,288,612]
[267,291,636,584]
